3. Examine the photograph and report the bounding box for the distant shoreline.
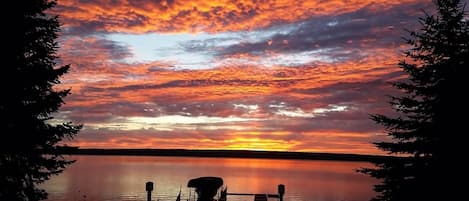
[55,148,396,162]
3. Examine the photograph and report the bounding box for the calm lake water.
[42,155,377,201]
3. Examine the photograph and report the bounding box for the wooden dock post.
[278,184,285,201]
[146,181,154,201]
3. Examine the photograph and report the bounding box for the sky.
[52,0,435,154]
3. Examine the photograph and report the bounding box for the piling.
[146,181,154,201]
[278,184,285,201]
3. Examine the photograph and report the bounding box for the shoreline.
[56,148,397,162]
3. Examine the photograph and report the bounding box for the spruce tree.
[1,0,81,200]
[360,0,468,200]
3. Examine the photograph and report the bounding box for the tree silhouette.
[360,0,468,200]
[1,0,81,200]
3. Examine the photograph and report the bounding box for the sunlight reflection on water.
[42,155,377,201]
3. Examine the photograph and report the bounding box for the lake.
[42,155,378,201]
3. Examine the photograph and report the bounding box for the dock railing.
[225,184,285,201]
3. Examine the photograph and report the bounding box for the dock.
[145,178,284,201]
[222,183,284,201]
[227,192,281,201]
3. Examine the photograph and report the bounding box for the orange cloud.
[55,0,422,33]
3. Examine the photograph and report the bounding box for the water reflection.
[42,155,377,201]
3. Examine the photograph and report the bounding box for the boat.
[187,177,224,201]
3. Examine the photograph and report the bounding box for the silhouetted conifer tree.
[360,0,468,200]
[1,0,81,200]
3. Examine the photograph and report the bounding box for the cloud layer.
[53,0,435,154]
[55,0,424,34]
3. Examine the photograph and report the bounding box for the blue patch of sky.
[108,33,213,67]
[107,19,334,69]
